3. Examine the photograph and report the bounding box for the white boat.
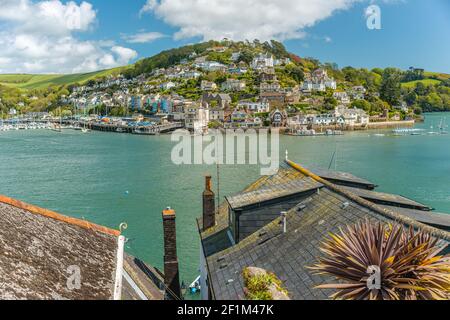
[188,275,201,294]
[81,128,90,133]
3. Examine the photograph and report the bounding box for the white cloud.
[111,46,139,64]
[0,0,138,74]
[140,0,364,41]
[122,31,166,44]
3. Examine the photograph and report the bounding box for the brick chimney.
[203,175,215,230]
[162,207,181,300]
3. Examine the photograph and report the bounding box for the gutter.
[286,159,450,241]
[113,235,126,300]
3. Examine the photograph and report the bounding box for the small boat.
[81,128,90,133]
[188,275,201,294]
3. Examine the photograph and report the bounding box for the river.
[0,112,448,292]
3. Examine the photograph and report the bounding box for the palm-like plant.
[309,220,450,300]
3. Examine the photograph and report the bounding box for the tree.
[380,68,402,106]
[351,99,371,111]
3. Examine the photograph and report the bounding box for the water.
[0,113,449,291]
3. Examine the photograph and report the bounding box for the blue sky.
[0,0,449,74]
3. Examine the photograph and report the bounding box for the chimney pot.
[203,175,216,230]
[162,207,181,299]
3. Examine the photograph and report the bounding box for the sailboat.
[438,118,448,134]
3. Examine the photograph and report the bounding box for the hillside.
[0,40,449,116]
[0,67,128,90]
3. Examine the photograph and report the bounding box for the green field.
[401,78,443,88]
[0,66,129,90]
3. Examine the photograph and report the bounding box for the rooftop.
[199,161,450,300]
[0,196,119,300]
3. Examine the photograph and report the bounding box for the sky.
[0,0,448,74]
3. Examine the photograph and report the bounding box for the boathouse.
[197,160,450,300]
[0,196,167,300]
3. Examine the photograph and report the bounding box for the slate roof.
[226,178,323,210]
[340,186,432,211]
[305,166,377,190]
[0,196,120,300]
[201,161,450,300]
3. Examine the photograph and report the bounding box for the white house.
[314,113,336,126]
[184,104,210,133]
[333,92,351,104]
[160,82,177,90]
[237,100,270,113]
[251,53,274,70]
[334,106,369,126]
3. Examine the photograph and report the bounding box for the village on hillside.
[1,40,437,135]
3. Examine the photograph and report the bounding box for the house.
[221,79,246,91]
[231,52,241,61]
[237,100,270,113]
[201,80,217,91]
[302,69,337,92]
[230,107,249,123]
[184,103,210,133]
[202,93,232,109]
[0,195,169,300]
[350,86,367,100]
[251,53,274,70]
[394,101,409,113]
[333,91,351,104]
[274,57,291,66]
[269,109,287,127]
[314,113,336,126]
[130,95,143,111]
[334,106,369,126]
[196,61,227,72]
[259,68,277,82]
[160,82,177,90]
[260,92,286,107]
[260,81,281,93]
[196,161,450,300]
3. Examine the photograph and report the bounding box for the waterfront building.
[334,105,369,126]
[184,103,210,133]
[0,195,168,300]
[269,109,288,127]
[130,95,143,111]
[197,161,450,300]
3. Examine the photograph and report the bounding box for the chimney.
[203,175,216,230]
[162,207,181,300]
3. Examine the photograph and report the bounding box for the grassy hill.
[401,78,442,88]
[0,66,129,90]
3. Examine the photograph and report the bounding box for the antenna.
[328,143,338,170]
